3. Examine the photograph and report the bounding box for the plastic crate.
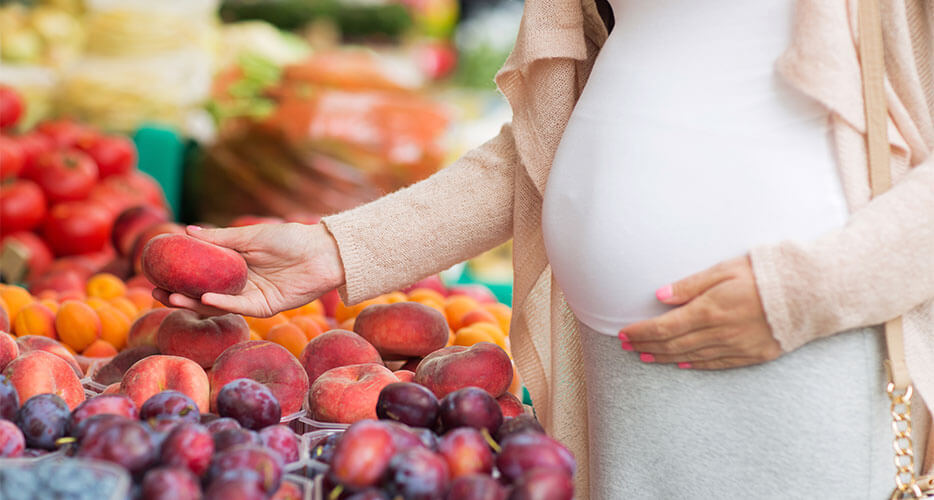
[0,454,131,500]
[278,474,315,500]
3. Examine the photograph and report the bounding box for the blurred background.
[0,0,520,302]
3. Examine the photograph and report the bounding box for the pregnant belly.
[542,110,849,335]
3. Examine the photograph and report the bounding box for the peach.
[111,205,169,257]
[120,355,210,413]
[102,383,122,395]
[0,300,8,332]
[28,269,85,297]
[141,234,248,299]
[0,332,18,372]
[0,285,33,323]
[130,222,186,275]
[353,302,449,360]
[12,301,56,338]
[3,350,85,409]
[126,274,156,292]
[93,345,160,386]
[413,342,513,398]
[497,392,525,418]
[156,310,249,368]
[127,308,174,348]
[16,335,82,377]
[299,330,383,384]
[307,363,399,423]
[209,340,309,415]
[394,370,415,383]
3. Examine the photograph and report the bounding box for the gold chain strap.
[888,383,925,499]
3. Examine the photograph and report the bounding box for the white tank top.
[542,0,850,336]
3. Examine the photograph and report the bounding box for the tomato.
[0,86,24,129]
[43,201,113,256]
[106,171,167,209]
[416,42,458,80]
[36,119,97,148]
[0,135,24,179]
[80,135,137,178]
[1,231,54,280]
[16,132,53,180]
[0,179,47,235]
[87,181,137,217]
[33,149,99,203]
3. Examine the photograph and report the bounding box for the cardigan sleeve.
[321,124,519,304]
[750,156,934,352]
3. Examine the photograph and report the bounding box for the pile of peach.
[0,273,160,361]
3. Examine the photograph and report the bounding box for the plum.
[385,421,430,452]
[495,432,576,483]
[206,416,241,434]
[216,378,281,430]
[438,428,494,478]
[204,471,267,500]
[77,419,156,474]
[145,416,186,449]
[15,393,69,450]
[161,422,214,476]
[328,420,398,489]
[376,382,440,429]
[384,447,450,500]
[0,419,25,457]
[415,427,440,451]
[0,374,19,420]
[140,390,200,422]
[71,413,127,442]
[439,387,503,435]
[509,468,574,500]
[207,444,283,494]
[141,466,202,500]
[213,427,261,453]
[259,424,299,464]
[68,394,138,435]
[309,432,341,463]
[446,475,508,500]
[347,490,390,500]
[200,412,220,424]
[495,414,544,442]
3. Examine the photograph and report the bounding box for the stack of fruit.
[0,85,167,290]
[0,371,306,500]
[309,383,574,499]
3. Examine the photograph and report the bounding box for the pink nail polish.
[621,342,634,351]
[618,331,629,342]
[640,353,655,363]
[677,362,692,369]
[187,225,202,232]
[656,285,673,301]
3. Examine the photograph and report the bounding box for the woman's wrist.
[309,222,346,291]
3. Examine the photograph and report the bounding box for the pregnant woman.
[161,0,934,497]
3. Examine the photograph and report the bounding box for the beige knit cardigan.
[323,0,934,494]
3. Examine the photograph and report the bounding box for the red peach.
[130,222,186,275]
[120,355,210,413]
[3,350,85,409]
[414,342,513,398]
[0,332,18,372]
[111,205,169,257]
[209,340,309,415]
[15,335,82,377]
[394,370,415,383]
[141,234,248,298]
[299,329,383,384]
[156,310,249,368]
[496,392,525,419]
[307,363,399,424]
[353,302,449,360]
[128,308,174,349]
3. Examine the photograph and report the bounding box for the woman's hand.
[618,255,783,370]
[152,223,345,317]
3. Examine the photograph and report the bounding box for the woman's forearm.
[322,124,520,304]
[751,156,934,351]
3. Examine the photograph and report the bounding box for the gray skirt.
[579,322,929,499]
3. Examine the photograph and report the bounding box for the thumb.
[186,225,254,250]
[657,263,730,305]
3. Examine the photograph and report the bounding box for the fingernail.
[640,353,655,363]
[656,285,673,301]
[621,342,634,351]
[677,362,692,369]
[187,225,202,232]
[618,331,629,342]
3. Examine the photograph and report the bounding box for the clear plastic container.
[297,399,352,433]
[278,474,315,500]
[0,454,131,500]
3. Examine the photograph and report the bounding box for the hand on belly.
[617,255,783,370]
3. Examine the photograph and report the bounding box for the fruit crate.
[80,359,111,395]
[284,451,330,482]
[0,454,131,500]
[281,473,316,500]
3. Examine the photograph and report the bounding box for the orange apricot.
[125,288,155,313]
[92,303,131,351]
[108,297,139,321]
[338,317,355,331]
[40,299,59,315]
[86,273,127,299]
[462,322,507,350]
[0,285,34,323]
[249,330,262,341]
[382,291,408,304]
[284,299,324,318]
[82,339,118,358]
[55,300,102,352]
[444,296,480,331]
[12,302,56,338]
[334,296,388,324]
[482,303,512,336]
[244,314,289,338]
[453,327,498,348]
[265,323,308,358]
[407,288,446,304]
[290,315,324,341]
[85,297,109,311]
[459,309,499,330]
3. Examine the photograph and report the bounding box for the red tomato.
[0,86,24,129]
[87,181,137,217]
[33,149,99,203]
[106,171,167,209]
[0,136,24,179]
[80,135,137,178]
[16,132,53,180]
[1,231,54,280]
[36,119,97,148]
[43,201,113,256]
[0,179,47,235]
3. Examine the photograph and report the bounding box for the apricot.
[124,288,155,313]
[108,296,139,321]
[459,309,499,330]
[406,288,446,305]
[141,234,248,298]
[12,302,56,338]
[444,296,480,331]
[481,303,512,336]
[265,323,308,358]
[382,291,408,304]
[455,324,507,350]
[39,299,59,315]
[244,314,288,339]
[289,315,324,341]
[0,285,33,323]
[92,303,131,351]
[334,296,387,324]
[55,300,102,352]
[82,339,118,358]
[284,299,323,318]
[86,273,126,299]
